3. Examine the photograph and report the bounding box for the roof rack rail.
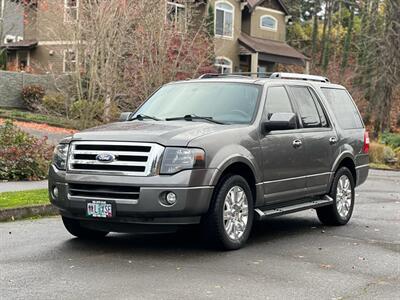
[198,72,272,79]
[270,72,330,83]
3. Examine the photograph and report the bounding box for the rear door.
[260,85,308,204]
[287,85,338,196]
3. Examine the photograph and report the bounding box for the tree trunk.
[322,0,334,73]
[311,1,319,66]
[319,1,330,66]
[340,5,354,78]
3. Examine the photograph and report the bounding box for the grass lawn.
[0,189,50,210]
[0,108,78,129]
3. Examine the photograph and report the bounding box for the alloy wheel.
[336,175,352,218]
[223,186,249,240]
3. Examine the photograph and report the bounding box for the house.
[1,0,308,74]
[207,0,309,74]
[1,0,78,73]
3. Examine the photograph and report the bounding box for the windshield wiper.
[129,114,161,121]
[165,114,226,125]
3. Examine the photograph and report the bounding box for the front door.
[260,86,308,204]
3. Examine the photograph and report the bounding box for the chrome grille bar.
[67,141,164,176]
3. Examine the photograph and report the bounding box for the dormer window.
[215,1,234,38]
[64,0,79,23]
[166,1,186,31]
[260,15,277,31]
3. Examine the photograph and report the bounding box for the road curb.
[0,204,59,222]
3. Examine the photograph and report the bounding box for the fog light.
[166,192,177,205]
[53,187,59,198]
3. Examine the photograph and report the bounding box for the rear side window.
[265,86,293,119]
[289,86,327,128]
[321,88,363,129]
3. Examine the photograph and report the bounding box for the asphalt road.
[1,169,399,300]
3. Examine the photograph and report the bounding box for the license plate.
[87,201,113,218]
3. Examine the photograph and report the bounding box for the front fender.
[210,145,261,183]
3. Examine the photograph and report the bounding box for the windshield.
[132,82,262,124]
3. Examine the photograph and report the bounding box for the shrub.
[369,142,385,163]
[42,93,68,116]
[380,132,400,148]
[0,121,53,181]
[21,85,45,111]
[383,146,396,163]
[70,99,120,129]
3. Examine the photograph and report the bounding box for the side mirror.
[119,112,132,122]
[263,112,297,132]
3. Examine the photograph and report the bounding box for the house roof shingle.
[238,33,309,65]
[246,0,290,15]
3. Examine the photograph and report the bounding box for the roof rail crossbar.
[270,72,330,83]
[198,72,273,79]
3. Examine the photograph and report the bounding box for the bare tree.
[37,0,214,127]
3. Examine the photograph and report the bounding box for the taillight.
[363,131,370,153]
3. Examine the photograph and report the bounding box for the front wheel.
[316,167,355,226]
[201,175,254,250]
[62,216,109,239]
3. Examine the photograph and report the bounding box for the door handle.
[329,137,337,145]
[292,139,302,148]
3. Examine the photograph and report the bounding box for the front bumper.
[49,165,218,225]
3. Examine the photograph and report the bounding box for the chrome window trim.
[256,172,332,185]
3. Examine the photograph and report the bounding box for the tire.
[317,167,355,226]
[62,216,109,239]
[201,174,254,250]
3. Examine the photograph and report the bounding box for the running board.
[255,195,334,220]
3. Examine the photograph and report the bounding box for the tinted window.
[265,86,293,119]
[290,86,322,128]
[133,82,261,124]
[309,88,328,127]
[322,88,363,129]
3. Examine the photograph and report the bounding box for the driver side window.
[265,86,294,120]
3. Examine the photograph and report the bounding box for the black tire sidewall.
[213,175,254,249]
[330,167,355,224]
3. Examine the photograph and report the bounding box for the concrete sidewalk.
[0,180,48,193]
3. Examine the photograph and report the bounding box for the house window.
[4,35,16,44]
[260,15,277,31]
[215,57,232,74]
[166,1,186,31]
[63,49,77,73]
[64,0,79,23]
[215,1,234,38]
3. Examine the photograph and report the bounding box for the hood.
[71,120,241,146]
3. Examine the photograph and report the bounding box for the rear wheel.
[201,175,254,250]
[62,216,109,239]
[317,167,355,226]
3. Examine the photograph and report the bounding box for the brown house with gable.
[1,0,308,75]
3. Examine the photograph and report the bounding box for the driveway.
[0,169,399,299]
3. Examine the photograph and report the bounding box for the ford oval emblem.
[96,153,116,163]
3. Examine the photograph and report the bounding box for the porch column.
[305,61,310,74]
[250,52,258,78]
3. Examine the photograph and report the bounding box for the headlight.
[160,148,205,174]
[52,144,69,170]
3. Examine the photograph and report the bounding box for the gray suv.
[49,72,369,250]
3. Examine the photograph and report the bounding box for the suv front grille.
[67,141,164,176]
[68,183,140,203]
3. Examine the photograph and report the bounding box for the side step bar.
[254,196,334,220]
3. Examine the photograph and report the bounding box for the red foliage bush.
[21,85,46,111]
[0,120,53,181]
